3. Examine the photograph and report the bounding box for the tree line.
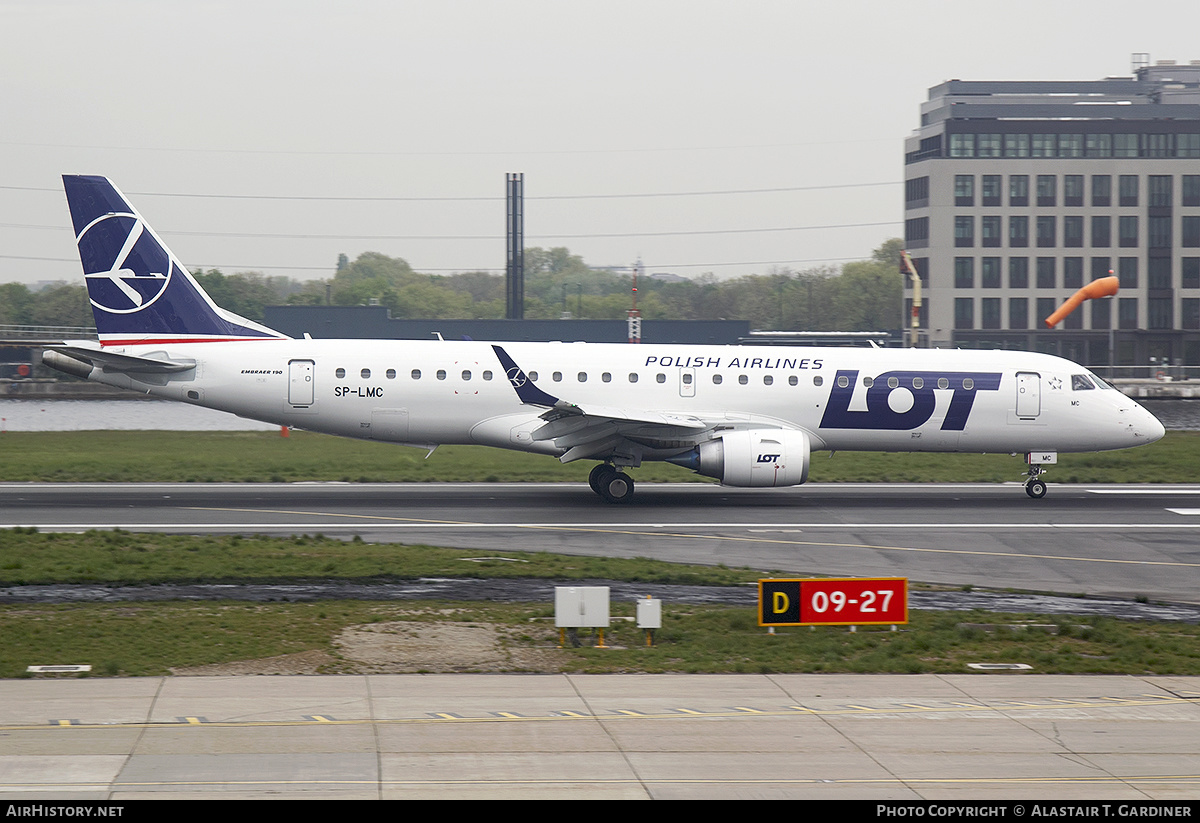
[0,239,903,332]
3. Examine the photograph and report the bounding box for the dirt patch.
[172,619,570,676]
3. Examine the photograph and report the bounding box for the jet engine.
[670,429,810,487]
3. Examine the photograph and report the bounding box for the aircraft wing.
[44,343,196,374]
[492,344,709,462]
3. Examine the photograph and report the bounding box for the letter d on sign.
[759,580,801,625]
[773,591,790,614]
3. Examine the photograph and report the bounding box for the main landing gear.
[589,463,635,504]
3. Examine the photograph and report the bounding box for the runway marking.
[1167,509,1200,515]
[5,693,1197,735]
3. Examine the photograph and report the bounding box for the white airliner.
[44,176,1165,503]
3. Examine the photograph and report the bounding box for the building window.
[981,298,1001,329]
[955,216,974,248]
[1143,134,1174,158]
[1009,298,1028,330]
[1086,134,1112,157]
[1091,257,1111,282]
[1036,216,1056,248]
[955,175,975,206]
[1009,175,1029,207]
[1063,257,1083,289]
[1091,175,1111,207]
[1008,257,1029,289]
[1181,135,1200,159]
[1149,216,1172,249]
[954,257,974,288]
[1118,257,1138,289]
[981,216,1002,247]
[978,134,1001,157]
[1149,175,1173,208]
[1119,216,1139,248]
[1037,298,1057,326]
[1114,134,1138,158]
[1119,175,1139,207]
[905,176,929,206]
[1004,134,1030,158]
[1184,258,1200,289]
[1031,134,1056,158]
[1009,215,1028,247]
[1149,298,1173,330]
[949,134,976,157]
[1091,216,1111,248]
[1119,298,1138,329]
[905,217,929,245]
[1036,175,1056,207]
[954,298,974,329]
[1063,174,1084,206]
[1184,299,1200,330]
[1183,175,1200,207]
[1148,258,1172,289]
[1058,134,1083,158]
[1092,299,1111,330]
[1036,257,1056,289]
[981,257,1001,288]
[1183,216,1200,248]
[981,175,1002,206]
[1064,216,1083,248]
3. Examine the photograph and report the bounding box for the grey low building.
[904,55,1200,376]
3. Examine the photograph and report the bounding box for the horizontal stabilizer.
[45,344,195,374]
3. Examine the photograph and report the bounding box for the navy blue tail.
[63,175,285,344]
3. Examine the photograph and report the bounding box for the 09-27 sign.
[758,578,908,626]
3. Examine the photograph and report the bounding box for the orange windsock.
[1044,276,1119,328]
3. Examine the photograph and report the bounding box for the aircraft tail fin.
[62,175,288,345]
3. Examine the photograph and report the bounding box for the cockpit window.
[1071,374,1095,391]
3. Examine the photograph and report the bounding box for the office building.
[904,55,1200,374]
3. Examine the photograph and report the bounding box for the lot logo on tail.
[78,213,174,314]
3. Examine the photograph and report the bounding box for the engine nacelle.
[694,429,810,487]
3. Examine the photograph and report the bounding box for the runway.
[3,481,1200,604]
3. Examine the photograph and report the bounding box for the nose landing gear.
[588,463,635,504]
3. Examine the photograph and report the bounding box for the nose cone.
[1140,406,1166,444]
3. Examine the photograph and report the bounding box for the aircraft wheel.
[589,464,615,495]
[601,471,635,504]
[1025,479,1047,499]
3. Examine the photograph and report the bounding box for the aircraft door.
[1015,371,1040,418]
[679,368,696,398]
[288,359,315,407]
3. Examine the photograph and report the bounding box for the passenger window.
[386,369,396,379]
[602,372,611,383]
[887,377,899,388]
[335,367,346,379]
[763,375,773,386]
[577,372,587,382]
[813,375,823,387]
[483,370,493,381]
[462,370,471,381]
[361,368,371,379]
[682,373,693,385]
[862,376,874,388]
[411,369,421,380]
[912,377,924,389]
[1072,374,1095,390]
[553,372,562,382]
[713,374,723,385]
[962,378,975,390]
[738,375,748,385]
[629,373,638,383]
[837,375,849,388]
[436,370,447,380]
[656,373,666,384]
[937,377,949,390]
[529,371,538,381]
[788,375,798,386]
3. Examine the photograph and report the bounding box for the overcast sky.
[3,0,1200,287]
